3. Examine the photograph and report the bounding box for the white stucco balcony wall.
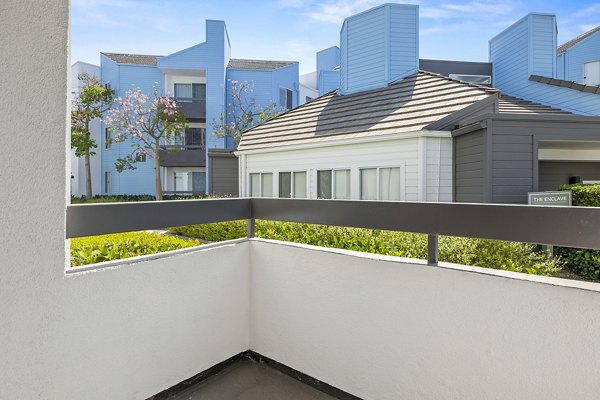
[250,239,600,400]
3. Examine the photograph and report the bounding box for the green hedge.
[554,247,600,280]
[558,183,600,207]
[71,232,198,267]
[170,221,561,276]
[557,184,600,279]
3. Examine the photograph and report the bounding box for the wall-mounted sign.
[527,191,572,206]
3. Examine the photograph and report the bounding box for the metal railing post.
[247,218,255,239]
[428,234,438,265]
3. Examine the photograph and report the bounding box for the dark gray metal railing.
[66,198,600,264]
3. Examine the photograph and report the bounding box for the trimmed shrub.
[71,232,198,267]
[170,220,561,276]
[555,247,600,280]
[557,184,600,280]
[558,183,600,207]
[170,220,247,242]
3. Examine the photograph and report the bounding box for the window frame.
[249,172,274,198]
[279,87,293,109]
[448,74,491,85]
[359,166,403,201]
[173,83,206,102]
[104,171,111,194]
[317,168,351,200]
[278,170,308,199]
[104,128,111,149]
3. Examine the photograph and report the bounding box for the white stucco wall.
[250,239,600,400]
[0,3,250,399]
[239,133,453,202]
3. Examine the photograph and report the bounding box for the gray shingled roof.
[558,26,600,54]
[498,94,571,114]
[237,71,498,151]
[101,53,162,65]
[529,74,600,95]
[227,59,295,70]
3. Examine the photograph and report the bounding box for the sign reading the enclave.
[527,191,572,206]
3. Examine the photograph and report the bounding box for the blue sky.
[72,0,600,74]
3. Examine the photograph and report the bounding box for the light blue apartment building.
[99,20,298,196]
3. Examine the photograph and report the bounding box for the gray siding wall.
[419,59,492,80]
[209,152,239,196]
[539,161,600,191]
[491,132,534,204]
[490,118,600,204]
[454,129,485,203]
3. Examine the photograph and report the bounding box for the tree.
[213,80,285,145]
[71,73,114,198]
[104,85,187,201]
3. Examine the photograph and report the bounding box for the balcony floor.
[167,359,339,400]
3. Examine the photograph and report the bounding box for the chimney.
[340,3,419,95]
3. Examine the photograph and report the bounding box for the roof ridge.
[529,74,600,95]
[498,92,571,114]
[558,25,600,53]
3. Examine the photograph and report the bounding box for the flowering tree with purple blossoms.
[213,80,284,145]
[104,85,187,201]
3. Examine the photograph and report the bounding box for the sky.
[72,0,600,75]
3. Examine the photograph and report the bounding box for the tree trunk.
[84,152,92,199]
[84,121,93,198]
[155,139,163,201]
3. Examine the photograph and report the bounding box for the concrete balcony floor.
[167,359,337,400]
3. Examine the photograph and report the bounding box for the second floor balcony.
[60,198,600,399]
[174,98,206,120]
[160,127,206,167]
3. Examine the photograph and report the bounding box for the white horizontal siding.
[425,136,453,202]
[242,134,452,203]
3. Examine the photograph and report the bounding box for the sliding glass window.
[279,171,307,198]
[249,173,273,197]
[360,167,401,201]
[317,169,351,199]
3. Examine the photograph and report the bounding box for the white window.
[360,167,401,201]
[279,171,307,198]
[104,171,111,194]
[449,74,491,85]
[317,169,351,199]
[249,173,273,197]
[173,171,205,193]
[174,83,205,102]
[279,88,293,109]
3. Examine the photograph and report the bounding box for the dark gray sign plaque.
[528,191,572,207]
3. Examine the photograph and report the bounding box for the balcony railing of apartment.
[173,98,206,120]
[64,199,600,399]
[67,198,600,256]
[159,144,206,167]
[159,145,205,151]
